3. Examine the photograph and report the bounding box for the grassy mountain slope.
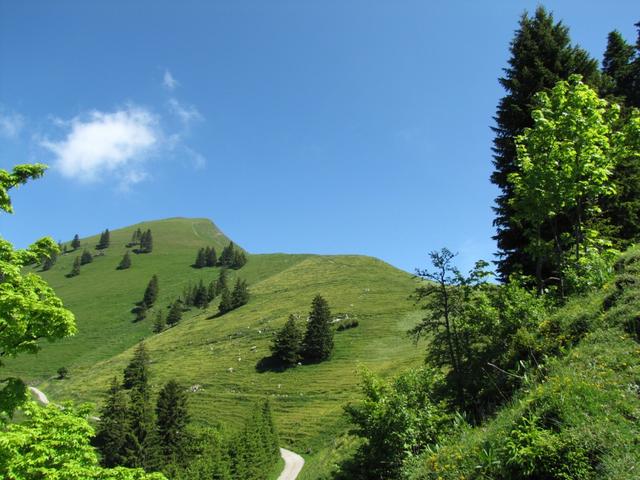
[404,249,640,480]
[7,217,424,476]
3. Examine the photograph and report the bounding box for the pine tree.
[194,248,206,268]
[143,274,159,308]
[97,228,110,249]
[260,400,280,464]
[218,287,233,315]
[491,6,599,280]
[205,246,217,267]
[271,315,303,366]
[193,280,209,308]
[71,234,81,250]
[67,256,81,277]
[155,380,190,467]
[602,30,636,103]
[80,249,93,265]
[153,311,166,333]
[207,281,217,303]
[166,300,183,327]
[134,304,147,323]
[139,229,153,253]
[231,250,247,270]
[122,343,154,468]
[95,377,131,468]
[231,278,249,309]
[118,251,132,270]
[215,269,228,296]
[219,242,235,267]
[130,228,142,245]
[302,295,334,362]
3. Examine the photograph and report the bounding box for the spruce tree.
[139,229,153,253]
[207,281,217,303]
[194,248,206,268]
[602,30,636,103]
[97,228,110,249]
[134,304,147,323]
[231,250,247,269]
[67,256,81,277]
[130,228,142,245]
[215,269,228,296]
[71,233,81,250]
[218,287,233,315]
[118,251,132,270]
[271,315,303,366]
[153,311,166,333]
[260,400,280,464]
[122,343,154,468]
[219,242,235,267]
[166,300,183,327]
[194,280,209,308]
[143,274,159,308]
[95,377,131,468]
[491,6,599,280]
[231,278,249,309]
[155,380,190,467]
[205,246,217,267]
[80,249,93,265]
[302,295,334,362]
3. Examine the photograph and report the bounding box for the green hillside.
[8,217,424,476]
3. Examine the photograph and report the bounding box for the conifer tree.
[260,400,280,464]
[231,278,249,309]
[118,251,132,270]
[215,268,228,296]
[139,229,153,253]
[123,343,150,392]
[219,242,235,267]
[130,228,142,245]
[193,280,209,308]
[218,287,233,315]
[194,248,206,268]
[232,250,247,269]
[153,311,166,333]
[71,234,81,250]
[97,229,110,250]
[271,315,303,366]
[207,281,217,303]
[602,30,636,104]
[95,377,131,468]
[302,295,334,362]
[491,6,599,280]
[205,246,217,267]
[155,380,190,468]
[134,304,147,323]
[80,249,93,265]
[166,300,182,327]
[67,256,81,277]
[41,250,57,271]
[143,274,159,308]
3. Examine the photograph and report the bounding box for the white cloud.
[168,98,203,125]
[0,109,24,138]
[163,70,179,90]
[42,107,159,185]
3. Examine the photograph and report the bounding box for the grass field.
[8,217,425,477]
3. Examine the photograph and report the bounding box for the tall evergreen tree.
[96,229,110,250]
[80,249,93,265]
[153,311,166,333]
[302,295,334,362]
[94,377,131,468]
[71,234,81,250]
[271,315,303,366]
[130,228,142,245]
[215,269,228,296]
[134,304,147,323]
[231,250,247,269]
[166,300,183,327]
[194,248,206,268]
[155,380,190,468]
[139,229,153,253]
[67,256,81,277]
[193,280,209,308]
[205,246,217,267]
[118,251,132,270]
[602,30,636,103]
[219,242,235,267]
[207,281,217,303]
[143,274,159,308]
[231,278,249,309]
[218,287,233,315]
[491,6,599,280]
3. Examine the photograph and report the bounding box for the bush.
[336,319,359,331]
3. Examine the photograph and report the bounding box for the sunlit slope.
[6,217,311,379]
[41,254,423,450]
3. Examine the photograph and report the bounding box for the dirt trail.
[277,448,305,480]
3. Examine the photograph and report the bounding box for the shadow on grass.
[255,355,297,373]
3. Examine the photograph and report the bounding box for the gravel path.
[278,448,305,480]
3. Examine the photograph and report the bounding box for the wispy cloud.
[168,98,203,125]
[0,108,24,138]
[163,69,179,90]
[41,107,159,187]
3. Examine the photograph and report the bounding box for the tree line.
[193,242,247,270]
[95,343,280,479]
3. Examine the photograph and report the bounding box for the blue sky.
[0,1,637,273]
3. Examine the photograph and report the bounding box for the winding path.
[277,448,305,480]
[29,386,304,479]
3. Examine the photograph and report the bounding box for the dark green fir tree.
[155,380,190,468]
[194,248,206,268]
[271,315,303,366]
[218,287,233,315]
[118,251,132,270]
[96,228,110,249]
[205,246,217,267]
[94,377,131,468]
[143,274,159,308]
[232,250,247,269]
[302,295,334,362]
[71,233,81,250]
[67,256,81,277]
[231,278,249,309]
[153,310,166,333]
[215,269,228,296]
[166,300,183,327]
[80,249,93,265]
